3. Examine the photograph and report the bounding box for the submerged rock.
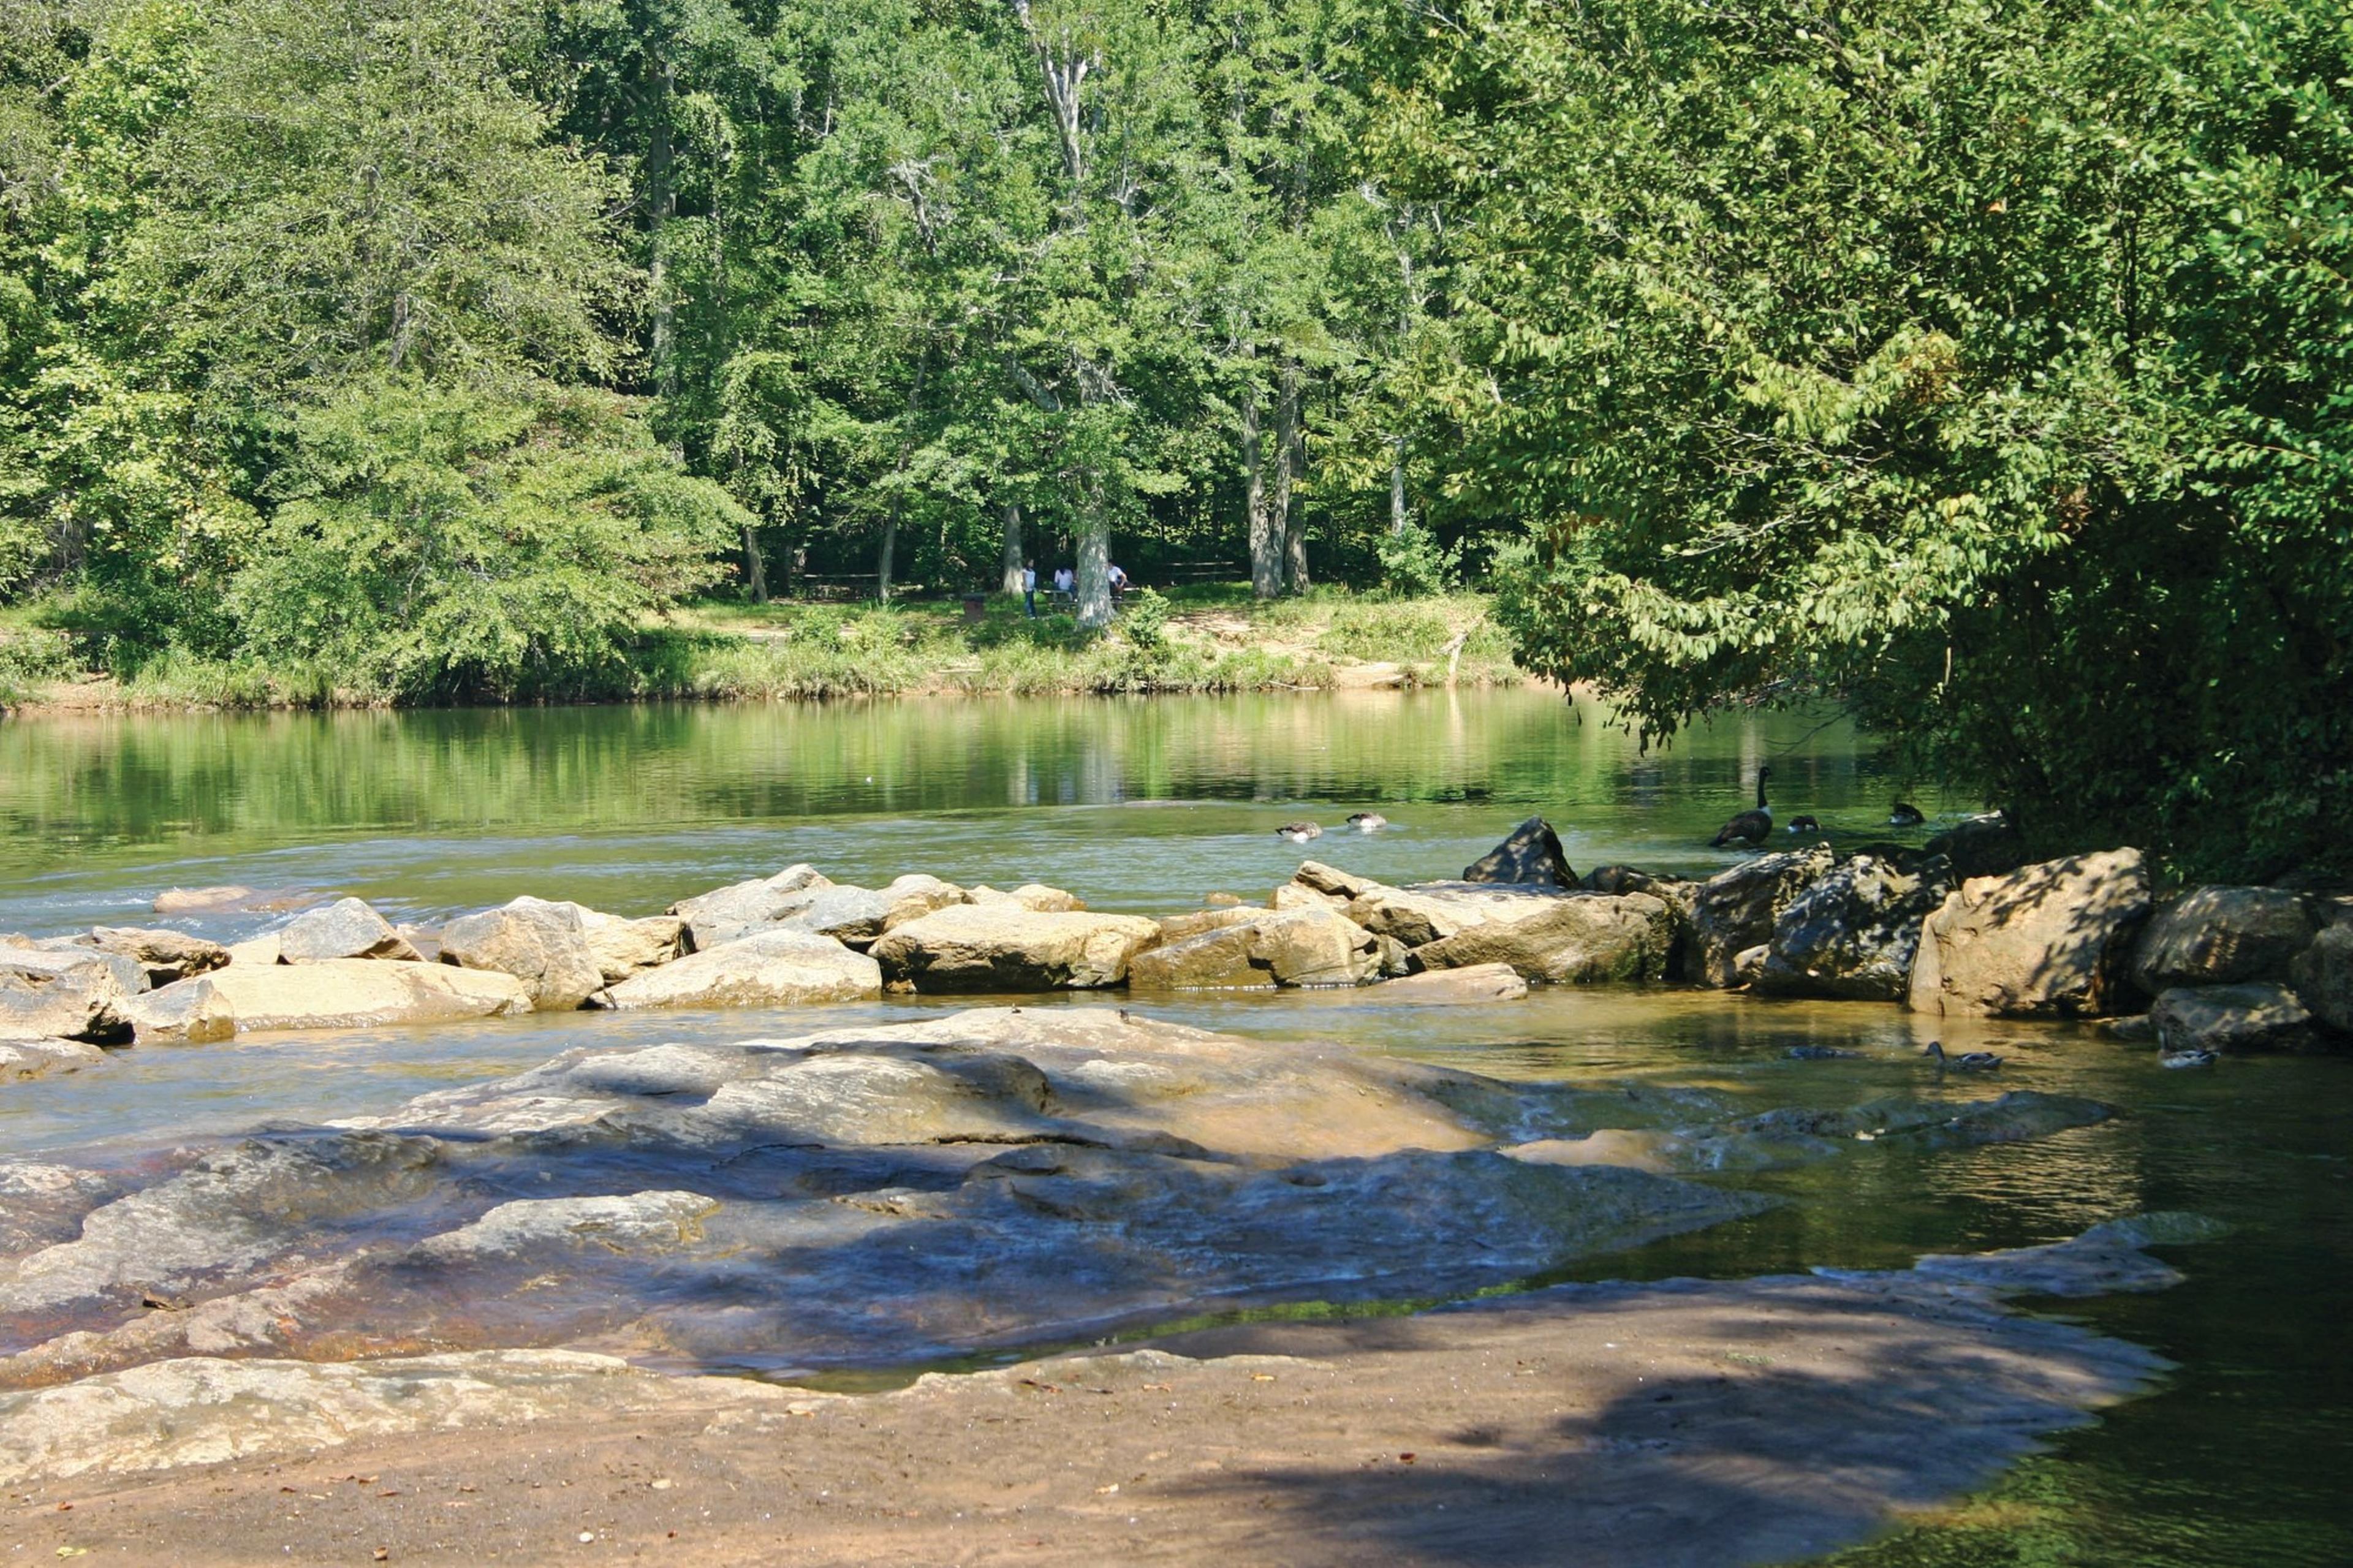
[1757,852,1954,1002]
[204,958,529,1032]
[276,898,420,964]
[1908,849,2151,1018]
[870,906,1161,991]
[2150,982,2316,1054]
[1371,963,1531,1003]
[589,929,883,1010]
[1461,817,1576,887]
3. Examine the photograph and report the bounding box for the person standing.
[1052,564,1075,605]
[1021,559,1038,618]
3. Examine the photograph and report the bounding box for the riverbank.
[0,590,1522,712]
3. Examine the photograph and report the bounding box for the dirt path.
[7,1270,2158,1567]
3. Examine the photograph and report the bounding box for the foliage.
[1387,0,2353,878]
[1375,520,1457,598]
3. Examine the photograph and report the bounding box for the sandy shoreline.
[6,1263,2162,1567]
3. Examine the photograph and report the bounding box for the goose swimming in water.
[2160,1048,2219,1069]
[1710,765,1773,847]
[1889,801,1926,827]
[1346,812,1389,831]
[1786,814,1821,835]
[1923,1040,2003,1071]
[1277,822,1323,843]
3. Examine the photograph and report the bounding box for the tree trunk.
[1275,359,1309,592]
[646,58,678,397]
[1075,476,1112,632]
[741,523,768,603]
[999,500,1026,596]
[1389,434,1408,537]
[877,498,899,603]
[1242,371,1279,600]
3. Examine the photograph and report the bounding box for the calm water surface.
[0,689,2345,1565]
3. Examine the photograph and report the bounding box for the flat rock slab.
[204,959,530,1032]
[0,1254,2166,1567]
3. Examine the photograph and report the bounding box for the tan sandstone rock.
[1129,906,1380,990]
[439,896,606,1010]
[1908,849,2151,1018]
[1411,893,1675,983]
[205,959,530,1032]
[870,906,1161,991]
[276,898,420,964]
[591,928,883,1010]
[123,976,236,1044]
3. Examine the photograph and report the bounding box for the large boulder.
[1756,852,1955,1002]
[1343,881,1575,949]
[71,928,230,988]
[1923,814,2029,879]
[2150,982,2317,1054]
[276,899,419,964]
[1129,906,1380,990]
[205,959,530,1032]
[1680,847,1836,987]
[668,864,832,950]
[1411,893,1675,983]
[578,911,686,984]
[2131,885,2316,994]
[590,929,882,1010]
[2290,923,2353,1035]
[1908,849,2151,1019]
[439,898,606,1011]
[869,906,1161,991]
[122,977,237,1045]
[1462,817,1576,888]
[0,948,139,1042]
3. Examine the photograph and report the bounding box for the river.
[1,688,2346,1564]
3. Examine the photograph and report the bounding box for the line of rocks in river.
[4,817,2348,1070]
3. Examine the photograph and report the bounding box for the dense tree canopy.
[1,0,2346,873]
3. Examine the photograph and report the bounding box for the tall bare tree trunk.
[1075,477,1112,631]
[999,500,1025,596]
[1389,435,1408,537]
[877,498,900,603]
[1242,367,1280,600]
[1275,358,1309,592]
[741,523,768,602]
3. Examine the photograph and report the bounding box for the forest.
[1,0,2348,877]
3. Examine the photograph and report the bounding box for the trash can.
[961,593,988,624]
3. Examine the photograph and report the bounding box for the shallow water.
[0,691,2346,1564]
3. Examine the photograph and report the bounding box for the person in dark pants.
[1022,559,1037,618]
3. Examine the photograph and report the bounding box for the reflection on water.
[0,692,2347,1565]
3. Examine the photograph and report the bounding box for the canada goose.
[1923,1040,2002,1071]
[1710,765,1773,847]
[1346,812,1389,831]
[2160,1048,2219,1069]
[1786,1045,1860,1059]
[1787,814,1821,835]
[1277,822,1322,843]
[1889,801,1926,827]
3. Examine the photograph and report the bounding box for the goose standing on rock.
[1889,800,1926,827]
[1277,822,1323,844]
[1710,765,1773,847]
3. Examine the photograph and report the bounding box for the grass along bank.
[0,589,1521,710]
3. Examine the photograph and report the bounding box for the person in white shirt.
[1052,565,1075,605]
[1021,559,1037,618]
[1106,562,1129,599]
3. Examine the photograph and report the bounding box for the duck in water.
[1277,822,1323,843]
[1710,765,1773,847]
[1787,814,1822,835]
[1346,811,1389,831]
[2160,1048,2219,1069]
[1924,1040,2003,1071]
[1889,800,1926,827]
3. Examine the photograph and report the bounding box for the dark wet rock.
[2291,922,2353,1034]
[668,863,832,950]
[1923,813,2029,879]
[1578,865,1689,900]
[1757,852,1955,1002]
[205,957,530,1032]
[2150,982,2316,1054]
[1908,849,2150,1018]
[1462,817,1575,888]
[2102,1013,2157,1042]
[276,898,419,964]
[870,906,1161,991]
[1411,893,1674,984]
[1905,1212,2230,1298]
[1680,847,1836,988]
[122,975,235,1044]
[1372,963,1530,1002]
[69,928,230,988]
[2132,885,2316,994]
[440,897,605,1011]
[0,949,138,1042]
[1682,1091,2117,1172]
[589,929,882,1010]
[1129,906,1379,990]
